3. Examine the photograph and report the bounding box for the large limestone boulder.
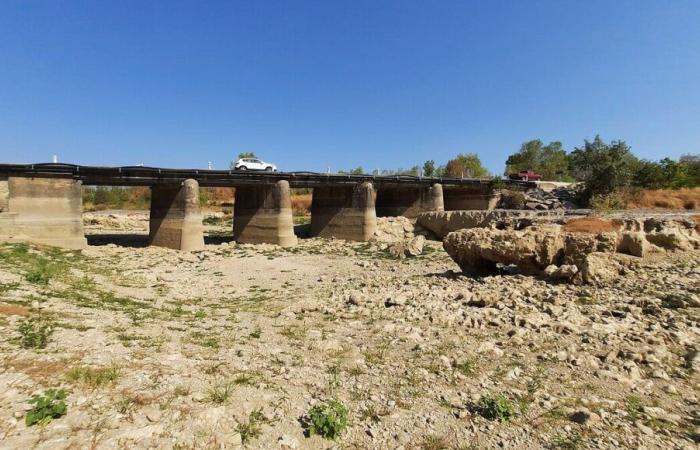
[443,225,565,274]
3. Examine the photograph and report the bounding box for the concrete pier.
[0,177,87,249]
[232,180,297,246]
[443,185,500,210]
[375,183,444,218]
[311,182,377,241]
[149,179,205,251]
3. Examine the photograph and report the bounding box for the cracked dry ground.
[0,233,698,449]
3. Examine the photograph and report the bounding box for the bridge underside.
[0,172,507,250]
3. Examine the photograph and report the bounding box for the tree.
[504,139,570,181]
[568,135,638,204]
[445,153,489,178]
[423,160,436,177]
[680,154,700,186]
[230,152,258,169]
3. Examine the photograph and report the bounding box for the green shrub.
[66,365,120,388]
[25,389,67,426]
[589,190,628,212]
[499,190,526,209]
[18,316,54,349]
[306,399,348,439]
[236,408,267,445]
[478,393,516,422]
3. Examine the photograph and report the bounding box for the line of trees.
[505,136,700,203]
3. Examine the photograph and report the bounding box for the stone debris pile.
[443,217,700,284]
[499,186,579,211]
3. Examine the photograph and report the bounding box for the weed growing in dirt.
[236,408,268,445]
[418,435,450,450]
[453,357,478,376]
[18,315,54,349]
[25,389,68,426]
[626,395,644,421]
[66,365,120,388]
[305,399,348,439]
[552,430,585,449]
[477,393,516,422]
[207,381,233,404]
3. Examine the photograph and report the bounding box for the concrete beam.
[311,182,377,241]
[232,180,297,247]
[443,185,500,210]
[0,177,87,249]
[149,179,204,251]
[375,183,444,218]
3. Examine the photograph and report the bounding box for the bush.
[500,190,526,209]
[305,399,348,439]
[25,389,67,426]
[478,393,516,422]
[18,316,54,349]
[588,191,628,212]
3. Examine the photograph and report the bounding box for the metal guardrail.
[0,163,535,189]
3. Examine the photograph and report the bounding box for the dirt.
[0,211,698,449]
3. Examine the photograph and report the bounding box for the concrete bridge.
[0,163,533,251]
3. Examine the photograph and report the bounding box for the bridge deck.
[0,163,534,189]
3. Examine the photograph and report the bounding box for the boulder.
[405,235,425,256]
[617,231,650,257]
[443,225,565,274]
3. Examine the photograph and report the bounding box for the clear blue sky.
[1,0,699,174]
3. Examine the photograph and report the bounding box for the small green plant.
[305,399,348,439]
[478,393,516,422]
[25,389,68,426]
[552,430,585,449]
[626,395,644,421]
[18,316,54,349]
[66,365,120,388]
[453,358,478,376]
[206,381,233,404]
[236,408,267,445]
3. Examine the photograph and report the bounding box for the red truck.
[508,170,542,181]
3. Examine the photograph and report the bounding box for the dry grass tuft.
[625,187,700,210]
[0,303,31,316]
[563,217,621,234]
[7,358,76,381]
[291,194,312,215]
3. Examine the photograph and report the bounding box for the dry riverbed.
[0,215,699,449]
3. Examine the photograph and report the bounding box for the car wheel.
[239,166,247,171]
[265,166,273,171]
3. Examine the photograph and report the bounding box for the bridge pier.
[0,177,87,249]
[443,185,500,210]
[232,180,297,246]
[376,183,443,218]
[149,179,205,251]
[310,182,377,241]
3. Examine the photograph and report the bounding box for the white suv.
[234,158,277,171]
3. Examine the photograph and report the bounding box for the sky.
[1,0,699,174]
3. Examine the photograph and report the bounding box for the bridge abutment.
[310,182,377,241]
[0,177,87,249]
[149,179,205,251]
[375,183,444,218]
[232,180,297,246]
[443,185,500,210]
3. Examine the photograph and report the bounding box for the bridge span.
[0,163,534,251]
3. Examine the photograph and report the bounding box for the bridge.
[0,163,534,251]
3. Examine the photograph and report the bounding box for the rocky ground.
[0,212,698,449]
